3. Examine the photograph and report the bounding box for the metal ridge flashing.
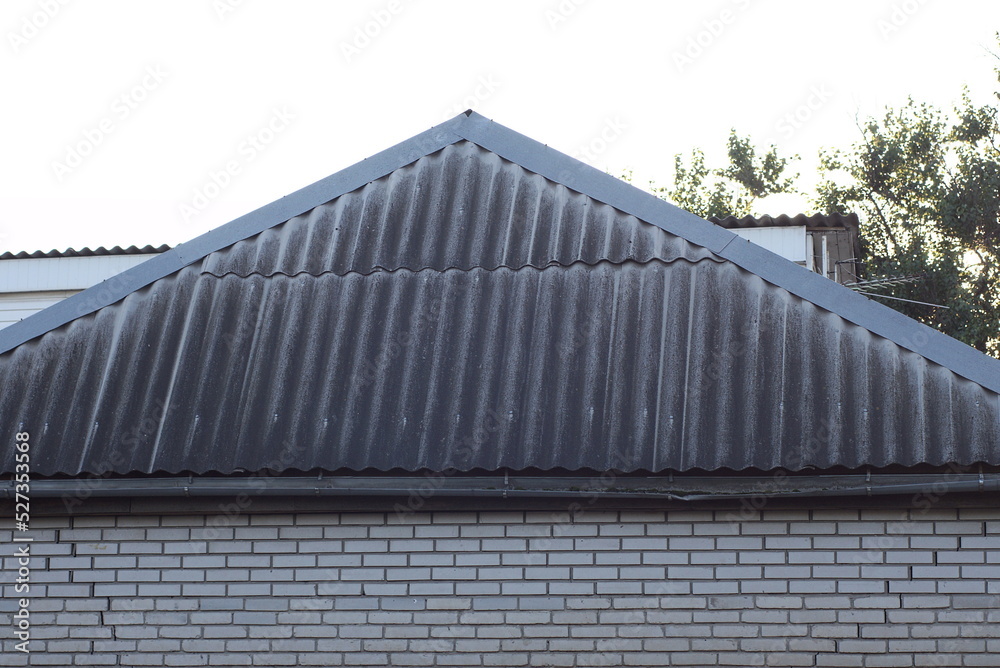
[0,244,172,260]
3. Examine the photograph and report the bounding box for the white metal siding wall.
[0,255,158,293]
[2,507,998,666]
[0,254,162,330]
[732,227,807,264]
[0,291,80,329]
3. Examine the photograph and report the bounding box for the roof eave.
[9,472,1000,501]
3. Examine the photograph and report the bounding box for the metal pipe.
[821,234,829,280]
[806,232,815,273]
[855,291,950,309]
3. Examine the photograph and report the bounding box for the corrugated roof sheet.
[709,213,859,230]
[1,114,999,477]
[202,143,714,278]
[0,244,170,260]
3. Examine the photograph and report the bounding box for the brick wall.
[2,506,1000,667]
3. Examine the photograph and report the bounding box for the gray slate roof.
[1,112,998,476]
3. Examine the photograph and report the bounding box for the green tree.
[814,92,1000,354]
[657,130,798,219]
[647,80,1000,355]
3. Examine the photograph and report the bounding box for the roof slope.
[1,112,999,476]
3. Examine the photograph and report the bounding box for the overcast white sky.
[2,0,999,253]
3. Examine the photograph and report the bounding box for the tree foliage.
[814,93,1000,354]
[657,130,797,219]
[652,73,1000,355]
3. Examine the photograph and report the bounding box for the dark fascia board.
[2,111,999,396]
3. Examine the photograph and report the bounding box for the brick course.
[1,506,999,666]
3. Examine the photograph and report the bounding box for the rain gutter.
[3,473,998,500]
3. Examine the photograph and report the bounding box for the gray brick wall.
[2,506,1000,666]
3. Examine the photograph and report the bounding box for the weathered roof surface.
[709,213,859,230]
[1,113,999,476]
[0,244,170,260]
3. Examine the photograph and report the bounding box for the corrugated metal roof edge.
[0,244,171,260]
[708,213,860,230]
[2,110,998,395]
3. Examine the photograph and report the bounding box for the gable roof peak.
[2,112,999,397]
